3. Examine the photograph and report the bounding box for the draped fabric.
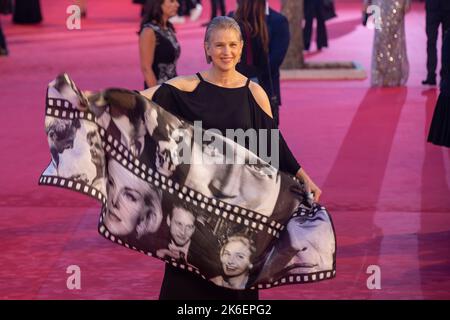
[40,74,336,290]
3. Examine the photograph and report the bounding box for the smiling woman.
[42,69,335,299]
[138,16,323,300]
[210,235,257,290]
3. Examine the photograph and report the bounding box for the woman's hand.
[296,168,322,203]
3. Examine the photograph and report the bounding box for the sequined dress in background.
[370,0,410,87]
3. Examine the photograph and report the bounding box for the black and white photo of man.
[259,208,335,282]
[157,201,197,263]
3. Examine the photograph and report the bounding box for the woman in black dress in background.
[141,16,322,300]
[13,0,42,24]
[232,0,270,90]
[428,30,450,147]
[139,0,181,89]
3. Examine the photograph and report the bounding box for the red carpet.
[0,0,449,299]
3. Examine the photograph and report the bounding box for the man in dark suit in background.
[304,0,328,51]
[423,0,450,86]
[263,2,290,127]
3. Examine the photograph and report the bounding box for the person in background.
[170,0,203,24]
[232,0,269,88]
[428,30,450,147]
[202,0,226,26]
[422,0,450,86]
[264,1,290,126]
[0,0,11,56]
[139,0,181,89]
[304,0,328,51]
[13,0,42,24]
[233,0,288,124]
[0,19,7,56]
[366,0,411,87]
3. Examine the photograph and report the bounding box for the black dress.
[13,0,42,24]
[234,21,270,93]
[428,30,450,147]
[141,23,180,89]
[304,0,328,51]
[152,73,301,300]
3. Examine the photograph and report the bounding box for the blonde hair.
[220,235,256,260]
[204,16,243,64]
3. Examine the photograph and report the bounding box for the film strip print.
[38,174,106,205]
[97,217,206,278]
[59,72,90,108]
[101,130,285,237]
[98,214,336,291]
[46,102,96,123]
[250,269,337,290]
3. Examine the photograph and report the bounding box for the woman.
[366,0,411,87]
[0,18,7,56]
[304,0,328,51]
[86,130,105,190]
[13,0,42,24]
[104,159,163,238]
[139,0,181,89]
[428,30,450,147]
[210,235,256,290]
[232,0,270,88]
[140,16,321,300]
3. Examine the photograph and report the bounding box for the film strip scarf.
[40,74,336,290]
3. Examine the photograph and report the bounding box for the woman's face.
[104,160,162,236]
[161,0,180,19]
[185,138,281,217]
[205,28,243,72]
[220,240,252,277]
[87,133,104,167]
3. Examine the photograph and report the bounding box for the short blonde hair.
[204,16,243,64]
[220,235,256,260]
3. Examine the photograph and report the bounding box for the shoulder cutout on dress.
[165,75,201,92]
[140,85,161,100]
[248,81,273,119]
